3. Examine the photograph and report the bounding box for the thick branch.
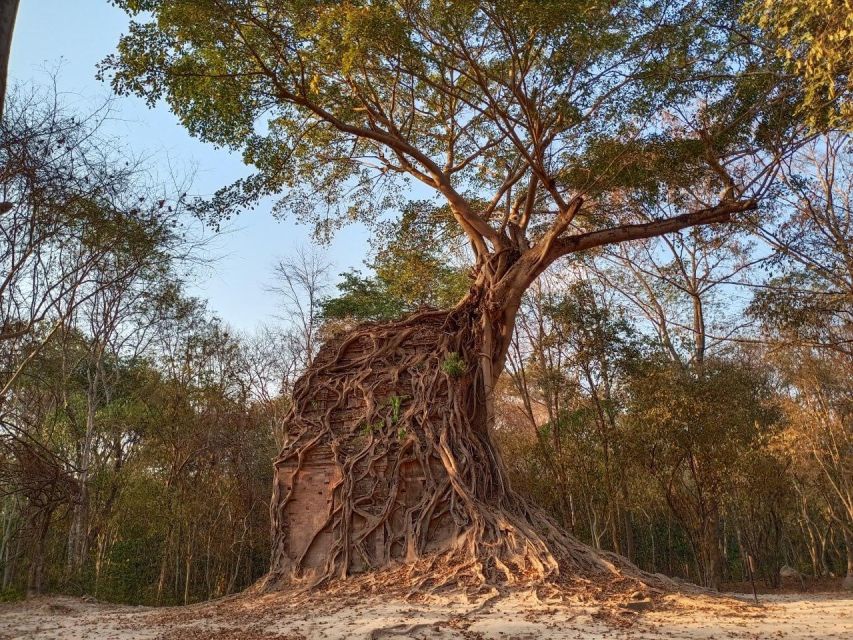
[226,12,502,252]
[547,199,757,263]
[491,199,757,317]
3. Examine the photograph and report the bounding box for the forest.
[0,0,850,618]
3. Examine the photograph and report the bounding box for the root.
[265,294,680,596]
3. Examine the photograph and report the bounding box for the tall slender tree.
[0,0,18,120]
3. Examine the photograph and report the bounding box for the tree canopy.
[103,0,803,291]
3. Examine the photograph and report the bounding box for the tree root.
[264,296,685,598]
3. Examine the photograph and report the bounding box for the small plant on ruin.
[360,420,384,436]
[441,352,466,378]
[389,395,407,424]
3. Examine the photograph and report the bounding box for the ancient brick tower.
[266,306,651,591]
[269,312,457,582]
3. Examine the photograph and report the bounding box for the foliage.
[0,303,278,603]
[321,270,409,323]
[622,356,780,588]
[746,0,853,129]
[322,203,469,323]
[440,352,466,378]
[102,0,797,282]
[750,271,850,351]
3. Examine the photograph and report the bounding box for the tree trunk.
[66,420,93,577]
[267,285,655,591]
[696,508,722,590]
[0,0,19,120]
[26,506,53,597]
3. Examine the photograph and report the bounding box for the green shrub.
[441,352,466,378]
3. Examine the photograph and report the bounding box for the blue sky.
[8,0,370,331]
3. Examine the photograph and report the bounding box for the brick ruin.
[270,313,457,580]
[267,304,657,591]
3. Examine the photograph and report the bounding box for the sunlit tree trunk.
[698,508,723,590]
[843,528,853,590]
[0,0,19,119]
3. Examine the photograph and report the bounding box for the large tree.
[104,0,808,588]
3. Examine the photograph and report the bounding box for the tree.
[502,276,641,558]
[62,269,188,582]
[239,324,298,449]
[623,357,780,589]
[0,84,195,594]
[0,84,192,403]
[0,0,18,119]
[137,309,274,604]
[269,245,331,370]
[725,445,792,588]
[591,198,760,370]
[545,281,641,556]
[321,203,468,324]
[103,0,808,587]
[746,134,853,588]
[750,135,853,356]
[775,348,852,588]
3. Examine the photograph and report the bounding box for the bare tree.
[0,84,193,592]
[751,135,853,355]
[268,246,331,371]
[592,215,760,370]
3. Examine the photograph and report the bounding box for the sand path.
[0,589,850,639]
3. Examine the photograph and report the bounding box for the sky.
[7,0,370,331]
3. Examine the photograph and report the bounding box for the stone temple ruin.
[269,312,457,581]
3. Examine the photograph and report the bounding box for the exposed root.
[264,292,684,597]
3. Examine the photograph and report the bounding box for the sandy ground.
[0,588,850,640]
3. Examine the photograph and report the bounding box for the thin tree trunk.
[156,528,172,605]
[66,392,96,577]
[697,506,723,590]
[26,507,53,597]
[0,0,19,119]
[843,528,853,590]
[183,544,192,605]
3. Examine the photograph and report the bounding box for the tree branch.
[547,199,757,263]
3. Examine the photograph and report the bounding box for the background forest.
[0,0,851,607]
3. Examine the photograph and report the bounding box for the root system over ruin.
[265,289,673,597]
